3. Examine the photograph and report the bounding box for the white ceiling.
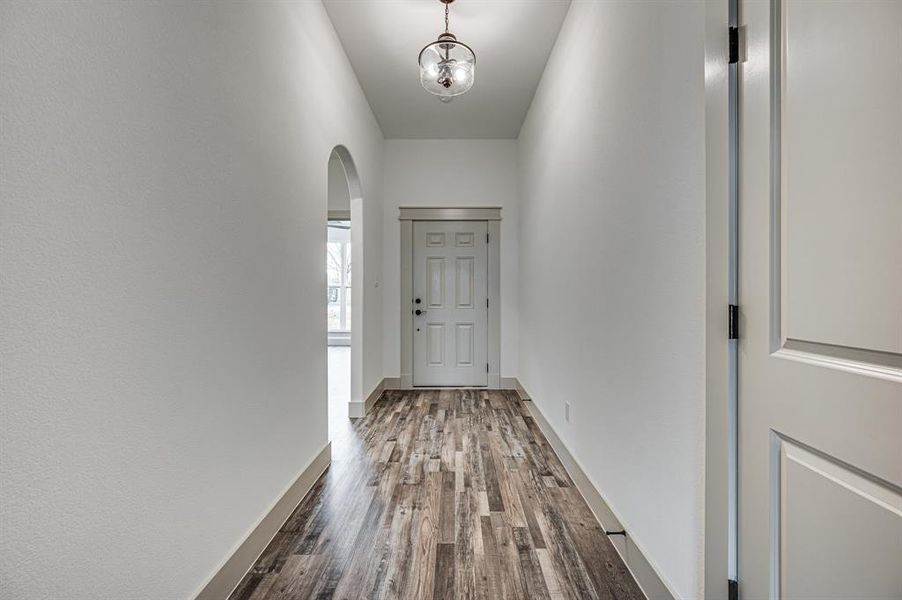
[323,0,571,139]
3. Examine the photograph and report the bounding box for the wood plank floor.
[229,390,644,600]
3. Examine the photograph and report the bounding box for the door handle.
[415,309,427,316]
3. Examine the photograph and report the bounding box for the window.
[327,221,351,333]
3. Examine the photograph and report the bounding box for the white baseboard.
[521,385,676,600]
[501,377,530,400]
[349,385,376,419]
[349,377,401,417]
[194,443,331,600]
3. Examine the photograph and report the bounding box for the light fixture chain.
[445,2,449,33]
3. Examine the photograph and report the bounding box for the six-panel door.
[412,221,488,387]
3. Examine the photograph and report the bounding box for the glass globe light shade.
[419,33,476,100]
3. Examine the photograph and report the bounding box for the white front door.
[737,1,902,598]
[413,221,488,387]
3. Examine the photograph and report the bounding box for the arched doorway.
[326,146,364,437]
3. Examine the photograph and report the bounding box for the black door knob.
[415,298,422,304]
[415,309,424,316]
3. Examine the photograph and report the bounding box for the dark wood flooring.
[229,390,645,600]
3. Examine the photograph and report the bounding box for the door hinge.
[486,363,489,373]
[486,298,489,308]
[728,304,739,340]
[486,233,490,244]
[728,26,740,64]
[728,579,739,600]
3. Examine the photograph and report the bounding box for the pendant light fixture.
[418,0,476,103]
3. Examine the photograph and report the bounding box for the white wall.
[517,1,706,598]
[327,154,351,213]
[0,2,383,598]
[382,140,519,378]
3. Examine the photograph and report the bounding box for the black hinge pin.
[728,579,739,600]
[728,304,739,340]
[604,530,626,537]
[728,26,740,64]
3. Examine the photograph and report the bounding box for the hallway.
[4,1,900,598]
[229,390,643,600]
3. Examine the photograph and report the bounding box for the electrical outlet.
[565,402,571,423]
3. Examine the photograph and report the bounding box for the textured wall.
[517,1,707,597]
[0,2,383,598]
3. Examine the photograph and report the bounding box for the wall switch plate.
[565,402,571,423]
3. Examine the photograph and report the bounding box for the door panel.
[455,232,475,247]
[455,257,475,308]
[426,257,445,308]
[455,324,474,366]
[777,436,902,600]
[413,221,488,386]
[780,0,902,355]
[738,0,902,598]
[426,232,446,247]
[427,324,445,366]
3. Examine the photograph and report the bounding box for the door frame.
[704,1,735,597]
[399,207,501,389]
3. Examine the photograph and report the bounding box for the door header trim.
[399,207,502,221]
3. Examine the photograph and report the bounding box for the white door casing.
[412,221,488,387]
[737,1,902,599]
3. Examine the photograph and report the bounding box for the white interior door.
[413,221,488,387]
[737,1,902,598]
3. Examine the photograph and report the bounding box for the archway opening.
[326,146,363,439]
